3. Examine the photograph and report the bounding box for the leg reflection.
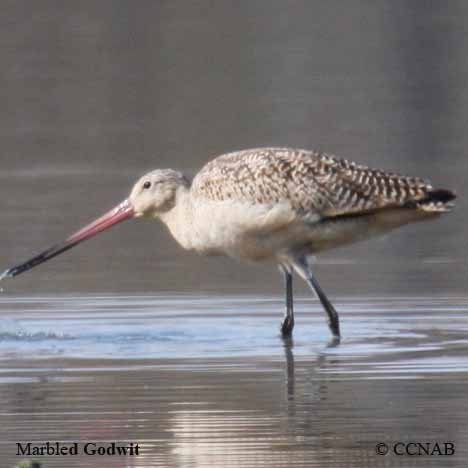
[282,335,295,399]
[281,334,341,403]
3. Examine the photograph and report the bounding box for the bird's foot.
[327,334,341,347]
[281,315,294,338]
[327,316,341,340]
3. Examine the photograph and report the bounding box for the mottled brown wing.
[191,147,434,220]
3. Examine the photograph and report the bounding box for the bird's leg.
[278,264,294,337]
[291,256,341,339]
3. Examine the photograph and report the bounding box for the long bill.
[0,199,134,280]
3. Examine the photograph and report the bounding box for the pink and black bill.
[1,199,134,280]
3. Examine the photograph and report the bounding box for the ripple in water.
[0,294,466,369]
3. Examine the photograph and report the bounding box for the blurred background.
[0,0,466,296]
[1,3,468,467]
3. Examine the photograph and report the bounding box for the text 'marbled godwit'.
[1,148,456,339]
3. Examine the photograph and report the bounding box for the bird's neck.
[159,186,196,251]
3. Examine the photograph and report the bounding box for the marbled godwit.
[1,148,456,339]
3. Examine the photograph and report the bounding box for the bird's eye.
[143,181,151,189]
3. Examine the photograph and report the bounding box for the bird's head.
[0,168,189,281]
[129,169,189,218]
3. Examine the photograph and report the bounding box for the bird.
[0,147,456,340]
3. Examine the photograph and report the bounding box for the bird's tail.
[415,189,456,212]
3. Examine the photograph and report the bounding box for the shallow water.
[0,295,467,467]
[1,1,467,467]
